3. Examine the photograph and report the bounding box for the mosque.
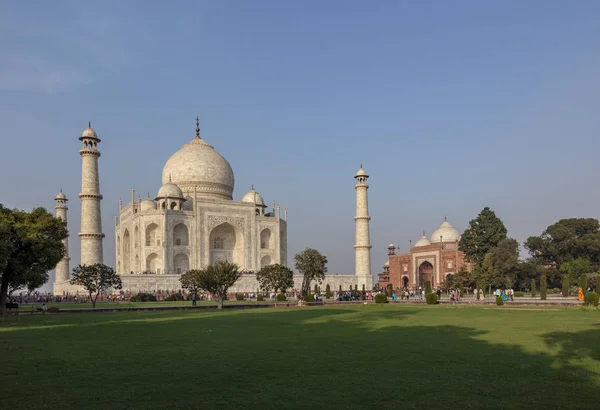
[52,120,373,295]
[377,218,472,290]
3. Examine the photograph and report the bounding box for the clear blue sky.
[1,0,599,286]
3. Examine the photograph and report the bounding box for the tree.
[179,269,203,297]
[579,274,588,291]
[0,205,67,316]
[531,279,536,298]
[459,207,508,267]
[71,264,122,308]
[559,258,593,286]
[479,238,519,289]
[524,218,600,269]
[255,263,294,294]
[325,284,332,299]
[194,260,242,309]
[540,273,547,300]
[294,248,327,300]
[561,275,569,297]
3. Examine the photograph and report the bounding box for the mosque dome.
[156,182,184,199]
[162,120,234,200]
[430,219,460,243]
[55,191,67,200]
[241,187,266,207]
[79,122,99,140]
[141,198,157,212]
[414,233,432,247]
[384,260,390,267]
[355,166,368,178]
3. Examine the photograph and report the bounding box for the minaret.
[54,190,70,283]
[354,165,373,289]
[78,122,104,265]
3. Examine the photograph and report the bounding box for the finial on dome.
[88,121,91,128]
[147,192,150,198]
[251,184,254,190]
[444,215,447,221]
[169,174,172,183]
[360,163,363,168]
[195,117,200,138]
[423,230,426,236]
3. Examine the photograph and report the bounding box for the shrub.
[325,284,332,299]
[561,275,569,297]
[362,284,366,293]
[130,293,157,302]
[579,274,588,292]
[426,293,438,305]
[276,293,287,302]
[355,284,358,292]
[235,293,245,301]
[257,294,264,301]
[339,285,342,293]
[496,296,504,306]
[164,293,184,301]
[305,293,315,302]
[584,292,599,307]
[540,274,547,300]
[514,291,524,297]
[424,281,432,295]
[531,279,536,298]
[375,293,388,304]
[48,307,59,313]
[314,284,318,294]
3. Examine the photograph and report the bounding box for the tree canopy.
[294,248,327,299]
[256,263,294,293]
[71,264,122,308]
[524,218,600,269]
[459,207,507,267]
[558,257,594,284]
[479,238,519,288]
[180,260,242,309]
[0,204,67,316]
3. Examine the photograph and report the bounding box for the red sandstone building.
[378,218,472,289]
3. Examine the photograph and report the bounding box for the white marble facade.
[115,120,287,283]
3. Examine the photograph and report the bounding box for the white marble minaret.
[53,190,70,286]
[78,123,104,265]
[354,165,373,289]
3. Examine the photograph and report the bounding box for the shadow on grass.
[1,307,599,409]
[543,323,600,362]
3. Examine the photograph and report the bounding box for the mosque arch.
[418,261,434,287]
[260,255,271,268]
[173,223,189,246]
[123,229,131,273]
[146,223,160,247]
[135,254,139,273]
[209,223,244,268]
[174,253,189,274]
[134,226,139,249]
[402,275,409,288]
[260,228,273,249]
[117,236,121,255]
[146,253,161,274]
[117,260,121,273]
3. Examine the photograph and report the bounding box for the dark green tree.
[579,274,588,291]
[561,275,569,297]
[531,278,536,298]
[183,260,241,309]
[559,258,593,285]
[71,264,123,308]
[459,207,508,267]
[540,273,547,300]
[294,248,327,300]
[256,263,294,293]
[479,238,519,288]
[424,281,432,295]
[180,269,203,297]
[325,284,332,298]
[524,218,600,269]
[0,205,67,316]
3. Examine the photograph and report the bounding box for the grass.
[17,299,285,310]
[1,304,599,409]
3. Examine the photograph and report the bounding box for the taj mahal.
[52,119,373,295]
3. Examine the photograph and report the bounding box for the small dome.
[431,219,460,243]
[355,166,368,178]
[141,198,156,212]
[414,234,432,247]
[387,242,395,249]
[156,182,183,199]
[55,191,67,200]
[79,122,99,140]
[384,260,390,267]
[241,187,266,207]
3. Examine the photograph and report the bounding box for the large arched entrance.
[209,223,244,268]
[402,275,409,288]
[418,261,434,287]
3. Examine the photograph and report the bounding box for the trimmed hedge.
[496,296,504,306]
[375,293,388,304]
[562,275,569,297]
[584,292,599,307]
[424,281,432,295]
[130,293,157,302]
[325,284,332,299]
[305,293,315,302]
[513,291,524,297]
[426,293,438,305]
[540,274,547,300]
[257,294,264,301]
[276,293,287,302]
[164,293,184,301]
[235,293,245,301]
[531,279,536,298]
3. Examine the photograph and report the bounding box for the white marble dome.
[430,219,460,243]
[241,187,265,206]
[141,198,157,211]
[414,234,432,247]
[80,123,98,139]
[55,191,67,200]
[162,134,234,200]
[355,166,368,177]
[156,182,183,199]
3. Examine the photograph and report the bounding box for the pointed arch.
[146,223,159,247]
[260,255,271,268]
[146,253,161,274]
[123,229,131,273]
[260,228,273,249]
[174,253,189,274]
[209,222,244,268]
[173,223,189,246]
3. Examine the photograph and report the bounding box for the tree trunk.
[0,278,9,316]
[91,293,96,308]
[216,297,223,309]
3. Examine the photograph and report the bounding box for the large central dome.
[162,123,234,200]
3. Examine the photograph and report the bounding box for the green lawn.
[1,305,599,409]
[17,299,283,310]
